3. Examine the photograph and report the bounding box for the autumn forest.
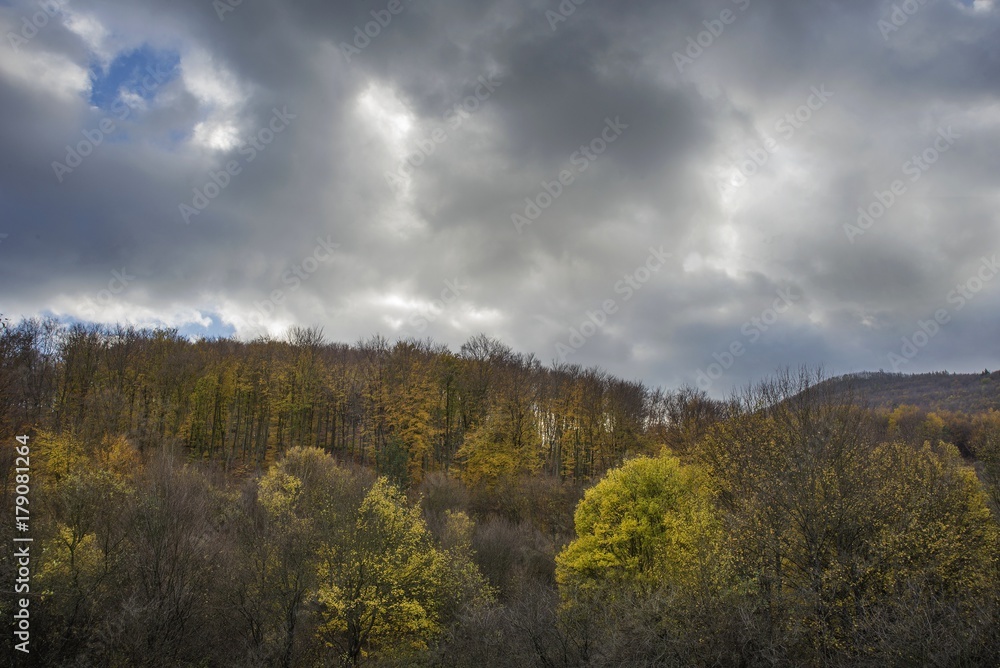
[2,317,999,667]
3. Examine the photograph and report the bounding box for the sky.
[0,0,998,397]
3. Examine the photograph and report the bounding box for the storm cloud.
[1,0,998,396]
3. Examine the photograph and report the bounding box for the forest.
[1,316,999,667]
[817,370,1000,415]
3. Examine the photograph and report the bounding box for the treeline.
[0,319,667,488]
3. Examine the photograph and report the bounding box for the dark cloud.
[1,0,998,395]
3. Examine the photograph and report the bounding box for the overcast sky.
[1,0,998,396]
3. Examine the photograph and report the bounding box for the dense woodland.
[820,370,1000,415]
[1,316,999,667]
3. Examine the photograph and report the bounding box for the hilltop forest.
[1,316,999,667]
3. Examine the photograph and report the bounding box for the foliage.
[315,478,488,666]
[1,320,657,483]
[691,372,999,665]
[556,455,725,595]
[1,318,999,666]
[970,409,1000,509]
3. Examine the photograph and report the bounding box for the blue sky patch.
[177,314,237,341]
[53,311,235,342]
[88,45,180,112]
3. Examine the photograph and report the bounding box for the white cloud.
[63,8,113,65]
[180,48,251,151]
[1,48,89,99]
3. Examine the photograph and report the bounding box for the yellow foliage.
[314,478,479,664]
[556,455,728,596]
[458,407,542,489]
[33,429,88,482]
[96,434,142,479]
[36,528,103,600]
[257,468,303,519]
[873,441,999,598]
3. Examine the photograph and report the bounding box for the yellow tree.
[32,429,88,482]
[315,477,486,666]
[860,440,999,664]
[385,342,442,485]
[34,433,135,658]
[240,446,363,667]
[556,455,726,595]
[457,353,542,490]
[458,406,544,490]
[555,455,739,666]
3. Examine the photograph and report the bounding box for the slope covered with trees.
[1,317,999,666]
[0,319,656,487]
[819,370,1000,414]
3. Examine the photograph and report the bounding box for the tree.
[971,410,1000,509]
[384,341,442,485]
[110,457,221,665]
[555,456,743,667]
[458,352,542,491]
[315,477,488,666]
[234,446,366,667]
[854,440,1000,665]
[697,370,999,664]
[556,455,726,595]
[35,463,132,661]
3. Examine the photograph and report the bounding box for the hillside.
[820,370,1000,414]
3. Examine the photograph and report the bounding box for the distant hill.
[820,370,1000,414]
